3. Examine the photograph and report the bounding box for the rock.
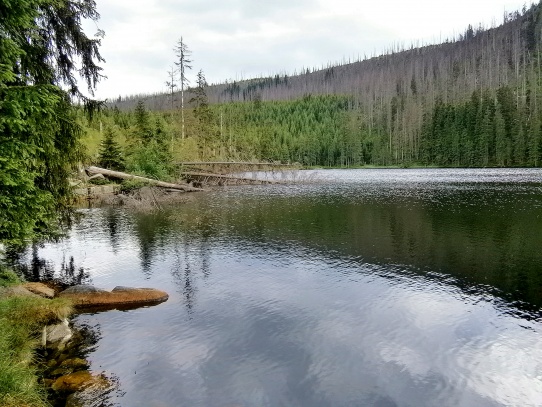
[50,358,90,377]
[88,173,105,181]
[61,285,107,294]
[59,286,169,310]
[60,358,90,370]
[51,371,108,393]
[46,319,73,350]
[0,285,41,299]
[65,376,112,407]
[23,282,55,298]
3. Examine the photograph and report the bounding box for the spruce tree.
[0,0,104,244]
[98,128,125,170]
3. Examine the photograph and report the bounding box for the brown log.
[86,166,204,192]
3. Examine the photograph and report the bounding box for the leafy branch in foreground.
[0,0,104,245]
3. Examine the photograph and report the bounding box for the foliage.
[0,0,104,245]
[0,86,83,244]
[126,141,173,180]
[88,176,110,185]
[0,267,20,288]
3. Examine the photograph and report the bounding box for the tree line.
[110,2,542,167]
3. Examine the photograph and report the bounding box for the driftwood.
[180,171,281,185]
[86,166,204,192]
[178,161,294,167]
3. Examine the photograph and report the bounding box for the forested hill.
[108,3,542,167]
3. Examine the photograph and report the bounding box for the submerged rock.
[58,285,168,310]
[50,358,90,377]
[64,376,113,407]
[51,371,108,393]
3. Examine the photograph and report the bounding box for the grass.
[0,268,72,407]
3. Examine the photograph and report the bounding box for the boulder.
[58,285,168,310]
[46,319,73,350]
[51,371,108,393]
[24,282,55,298]
[0,285,41,299]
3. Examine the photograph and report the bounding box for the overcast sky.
[83,0,535,100]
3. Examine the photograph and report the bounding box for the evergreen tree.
[134,100,153,143]
[0,0,104,244]
[98,127,125,170]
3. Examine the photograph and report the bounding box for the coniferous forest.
[84,3,542,168]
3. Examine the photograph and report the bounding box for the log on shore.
[86,166,204,192]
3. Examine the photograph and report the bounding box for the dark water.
[23,169,542,406]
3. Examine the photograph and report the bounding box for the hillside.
[96,4,542,167]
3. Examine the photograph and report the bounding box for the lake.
[19,168,542,406]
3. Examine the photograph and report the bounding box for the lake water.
[20,169,542,406]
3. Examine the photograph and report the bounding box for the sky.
[82,0,536,100]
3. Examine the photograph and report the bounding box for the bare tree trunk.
[86,167,203,192]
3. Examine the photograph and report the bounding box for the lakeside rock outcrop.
[58,284,169,310]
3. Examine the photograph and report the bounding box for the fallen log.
[86,166,204,192]
[179,171,281,185]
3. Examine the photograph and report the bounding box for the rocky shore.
[0,282,168,406]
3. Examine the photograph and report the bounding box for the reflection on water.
[16,169,542,406]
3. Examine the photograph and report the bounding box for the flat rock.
[24,282,55,298]
[61,285,107,294]
[59,286,168,309]
[0,285,41,299]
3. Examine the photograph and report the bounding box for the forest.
[92,2,542,168]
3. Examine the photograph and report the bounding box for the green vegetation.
[0,269,72,407]
[0,0,103,245]
[86,87,542,168]
[1,1,98,404]
[421,88,542,167]
[98,127,125,171]
[110,3,542,168]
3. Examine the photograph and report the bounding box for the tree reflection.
[7,243,90,287]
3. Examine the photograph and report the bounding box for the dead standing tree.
[174,37,192,139]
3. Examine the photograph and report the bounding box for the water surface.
[21,169,542,406]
